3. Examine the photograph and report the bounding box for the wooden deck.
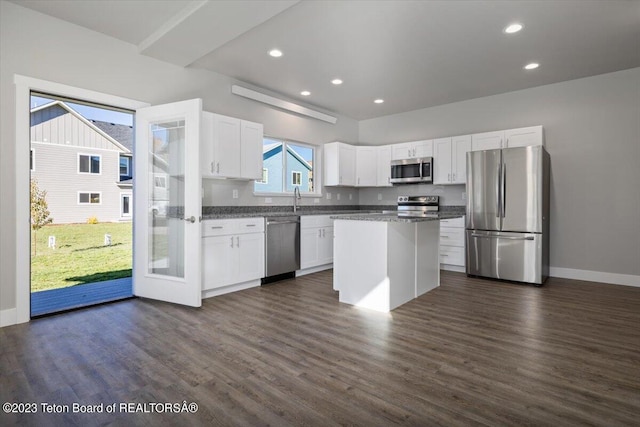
[2,270,639,426]
[30,277,133,317]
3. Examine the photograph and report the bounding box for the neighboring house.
[30,101,133,224]
[256,142,313,192]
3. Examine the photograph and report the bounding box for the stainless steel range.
[397,195,439,217]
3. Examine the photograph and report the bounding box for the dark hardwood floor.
[1,270,639,426]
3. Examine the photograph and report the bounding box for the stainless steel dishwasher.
[263,216,300,283]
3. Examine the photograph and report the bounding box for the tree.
[30,178,53,255]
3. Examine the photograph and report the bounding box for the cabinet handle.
[246,224,256,227]
[230,236,234,248]
[408,149,411,157]
[236,236,240,247]
[322,229,325,238]
[452,173,456,181]
[216,162,220,173]
[210,161,214,173]
[210,226,223,229]
[441,254,449,257]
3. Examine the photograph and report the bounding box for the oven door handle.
[471,233,534,241]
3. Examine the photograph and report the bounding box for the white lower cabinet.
[300,215,334,270]
[440,216,466,270]
[202,218,264,292]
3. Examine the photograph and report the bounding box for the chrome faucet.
[293,186,301,213]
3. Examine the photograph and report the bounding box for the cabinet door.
[413,140,433,158]
[339,143,356,186]
[318,226,334,265]
[300,227,320,269]
[202,235,235,290]
[505,126,543,148]
[235,232,265,283]
[451,135,472,184]
[433,138,452,184]
[214,114,241,177]
[201,112,215,175]
[472,131,504,151]
[392,142,413,160]
[356,146,377,187]
[240,120,264,180]
[376,145,392,187]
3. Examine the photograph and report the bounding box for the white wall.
[360,68,640,278]
[0,2,358,313]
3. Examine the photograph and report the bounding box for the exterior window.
[154,176,166,188]
[121,194,132,217]
[120,156,131,176]
[254,138,316,194]
[292,171,301,186]
[79,154,101,174]
[78,192,101,204]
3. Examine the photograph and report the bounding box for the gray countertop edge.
[329,213,464,222]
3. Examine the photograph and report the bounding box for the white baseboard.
[441,264,465,273]
[296,264,333,277]
[202,280,261,299]
[0,308,17,328]
[549,267,640,287]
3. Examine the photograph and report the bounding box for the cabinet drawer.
[440,227,464,247]
[301,215,333,229]
[202,217,264,236]
[439,216,465,228]
[440,245,465,266]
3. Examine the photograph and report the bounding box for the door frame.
[14,75,148,324]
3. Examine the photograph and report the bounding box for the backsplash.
[358,183,467,206]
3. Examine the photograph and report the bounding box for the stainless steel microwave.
[390,157,433,184]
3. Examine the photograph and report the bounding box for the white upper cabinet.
[433,137,452,185]
[505,126,544,148]
[376,145,392,187]
[201,112,263,180]
[392,140,433,160]
[472,130,505,151]
[356,146,377,187]
[324,142,356,186]
[434,135,470,185]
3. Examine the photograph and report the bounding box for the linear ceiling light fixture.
[231,85,337,124]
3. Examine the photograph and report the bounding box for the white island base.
[333,218,441,312]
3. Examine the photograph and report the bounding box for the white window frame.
[254,137,320,196]
[78,153,102,175]
[30,148,35,171]
[120,156,131,176]
[77,191,102,205]
[120,192,132,217]
[154,174,167,188]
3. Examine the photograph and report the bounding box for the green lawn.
[31,222,132,292]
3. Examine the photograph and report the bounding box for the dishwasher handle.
[266,219,300,225]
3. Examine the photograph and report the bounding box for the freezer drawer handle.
[471,233,534,241]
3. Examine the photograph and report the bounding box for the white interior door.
[133,99,202,307]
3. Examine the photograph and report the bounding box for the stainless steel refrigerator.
[465,145,550,285]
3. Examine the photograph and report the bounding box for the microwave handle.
[419,161,423,179]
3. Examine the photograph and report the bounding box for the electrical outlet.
[337,193,341,201]
[314,198,320,204]
[349,194,353,200]
[462,192,467,201]
[378,193,382,201]
[265,197,273,204]
[326,193,332,200]
[232,189,238,199]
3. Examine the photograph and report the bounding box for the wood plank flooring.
[1,270,639,426]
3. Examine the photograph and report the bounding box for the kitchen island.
[330,212,463,312]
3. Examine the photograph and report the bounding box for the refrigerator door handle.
[496,161,501,218]
[501,164,506,218]
[471,233,534,241]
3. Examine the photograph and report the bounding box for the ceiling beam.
[138,0,300,68]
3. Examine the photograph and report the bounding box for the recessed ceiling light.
[331,79,343,85]
[300,91,311,96]
[268,49,283,58]
[524,62,540,70]
[503,23,523,34]
[374,99,384,104]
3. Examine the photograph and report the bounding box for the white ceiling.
[13,0,640,121]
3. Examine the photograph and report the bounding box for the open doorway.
[29,92,135,316]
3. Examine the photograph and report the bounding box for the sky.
[31,95,134,126]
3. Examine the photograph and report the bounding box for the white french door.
[133,99,202,307]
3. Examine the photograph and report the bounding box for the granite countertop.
[201,210,382,220]
[329,212,464,223]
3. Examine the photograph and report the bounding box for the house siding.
[30,106,131,224]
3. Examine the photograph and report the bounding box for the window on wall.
[78,154,101,174]
[254,137,316,194]
[78,192,101,204]
[120,156,131,177]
